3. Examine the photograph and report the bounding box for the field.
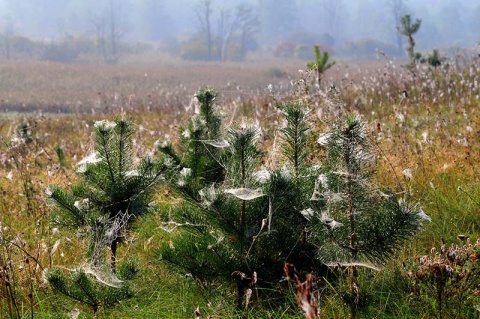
[0,51,479,319]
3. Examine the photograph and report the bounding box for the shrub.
[39,34,97,63]
[274,41,296,58]
[408,238,480,318]
[49,118,165,271]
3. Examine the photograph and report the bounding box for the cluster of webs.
[63,209,130,289]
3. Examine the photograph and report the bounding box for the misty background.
[0,0,478,62]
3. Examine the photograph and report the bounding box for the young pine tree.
[307,45,336,87]
[309,114,429,318]
[397,14,422,66]
[47,118,165,316]
[263,102,320,272]
[158,98,323,309]
[159,87,225,199]
[158,120,266,308]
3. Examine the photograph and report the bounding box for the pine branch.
[50,186,86,226]
[75,271,100,307]
[48,270,90,304]
[116,119,133,180]
[280,103,310,177]
[97,129,116,185]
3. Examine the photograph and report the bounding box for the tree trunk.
[110,239,118,273]
[236,280,245,309]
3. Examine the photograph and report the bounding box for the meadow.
[0,50,478,318]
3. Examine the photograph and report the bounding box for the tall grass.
[0,52,478,317]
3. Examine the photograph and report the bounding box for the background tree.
[196,0,214,61]
[136,0,171,41]
[91,12,107,61]
[307,45,336,87]
[217,6,236,61]
[397,14,421,65]
[321,0,345,42]
[216,5,259,61]
[191,2,258,61]
[105,0,126,64]
[1,18,14,59]
[89,0,127,64]
[258,0,298,43]
[235,5,259,60]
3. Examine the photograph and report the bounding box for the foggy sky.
[0,0,478,51]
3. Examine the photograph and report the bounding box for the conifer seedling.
[47,118,165,316]
[397,14,422,67]
[309,114,428,318]
[158,96,322,309]
[307,45,336,87]
[159,87,225,199]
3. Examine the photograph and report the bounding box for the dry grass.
[0,51,478,318]
[0,56,309,115]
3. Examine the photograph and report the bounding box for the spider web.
[81,210,131,288]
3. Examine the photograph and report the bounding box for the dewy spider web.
[81,210,131,288]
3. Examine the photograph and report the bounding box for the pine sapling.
[50,118,165,272]
[397,14,422,67]
[309,114,429,318]
[279,102,311,178]
[159,87,225,199]
[47,118,165,315]
[307,45,336,87]
[159,98,325,311]
[158,121,266,308]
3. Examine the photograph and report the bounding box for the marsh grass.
[0,52,478,318]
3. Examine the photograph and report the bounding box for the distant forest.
[0,0,478,62]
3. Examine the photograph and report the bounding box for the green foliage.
[420,49,443,68]
[159,121,267,307]
[50,118,165,270]
[2,46,480,318]
[117,257,140,281]
[16,122,33,144]
[47,267,133,317]
[159,87,224,198]
[307,45,335,86]
[309,114,427,317]
[54,145,66,168]
[158,97,323,310]
[279,103,310,177]
[427,49,442,68]
[47,118,165,316]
